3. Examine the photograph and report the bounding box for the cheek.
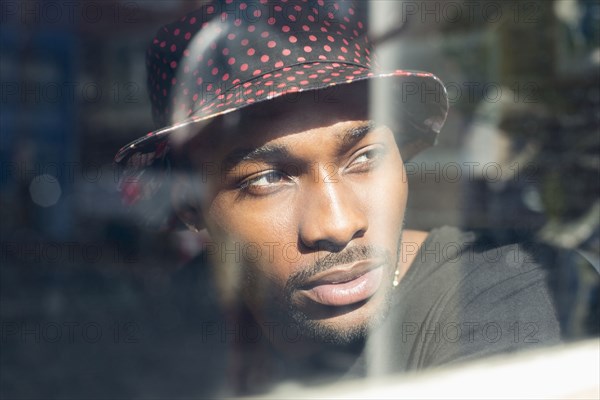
[205,194,300,287]
[362,160,408,244]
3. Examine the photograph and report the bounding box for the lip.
[299,260,385,307]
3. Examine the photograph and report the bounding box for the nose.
[298,177,368,252]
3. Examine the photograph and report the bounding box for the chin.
[289,286,395,345]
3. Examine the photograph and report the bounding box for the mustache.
[285,245,392,291]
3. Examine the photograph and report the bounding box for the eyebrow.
[338,121,376,148]
[221,121,376,171]
[222,144,292,172]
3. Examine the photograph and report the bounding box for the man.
[115,0,562,395]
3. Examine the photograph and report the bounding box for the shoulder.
[388,227,563,369]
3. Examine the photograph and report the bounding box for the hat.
[114,0,449,228]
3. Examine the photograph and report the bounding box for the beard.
[277,235,403,346]
[239,224,405,348]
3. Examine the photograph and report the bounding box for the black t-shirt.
[350,226,562,376]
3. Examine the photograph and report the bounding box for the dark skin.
[173,92,428,364]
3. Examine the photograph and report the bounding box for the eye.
[347,146,385,172]
[238,170,291,195]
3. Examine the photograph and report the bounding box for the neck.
[395,229,429,283]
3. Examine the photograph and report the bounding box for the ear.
[171,176,206,232]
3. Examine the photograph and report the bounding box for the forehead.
[186,88,370,162]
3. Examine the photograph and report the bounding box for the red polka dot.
[196,77,203,85]
[253,69,262,76]
[324,45,331,52]
[302,25,310,31]
[297,56,306,62]
[300,80,309,85]
[183,49,190,57]
[170,61,177,69]
[241,38,249,46]
[227,33,236,40]
[341,47,348,53]
[174,28,180,36]
[240,64,249,71]
[222,73,230,81]
[275,61,284,68]
[222,48,230,55]
[265,81,274,86]
[211,67,219,75]
[267,17,276,25]
[282,49,291,56]
[282,25,290,33]
[289,36,297,43]
[189,17,197,24]
[193,94,198,101]
[288,14,297,22]
[160,41,166,48]
[256,89,265,96]
[261,31,270,38]
[239,2,247,10]
[261,55,270,62]
[304,46,312,53]
[287,76,296,81]
[248,25,256,32]
[185,32,191,40]
[268,40,277,48]
[247,48,255,56]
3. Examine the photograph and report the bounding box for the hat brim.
[115,66,448,166]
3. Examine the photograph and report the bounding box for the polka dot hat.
[114,0,449,228]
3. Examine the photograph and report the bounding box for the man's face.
[189,96,408,344]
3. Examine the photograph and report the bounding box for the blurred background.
[1,0,598,398]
